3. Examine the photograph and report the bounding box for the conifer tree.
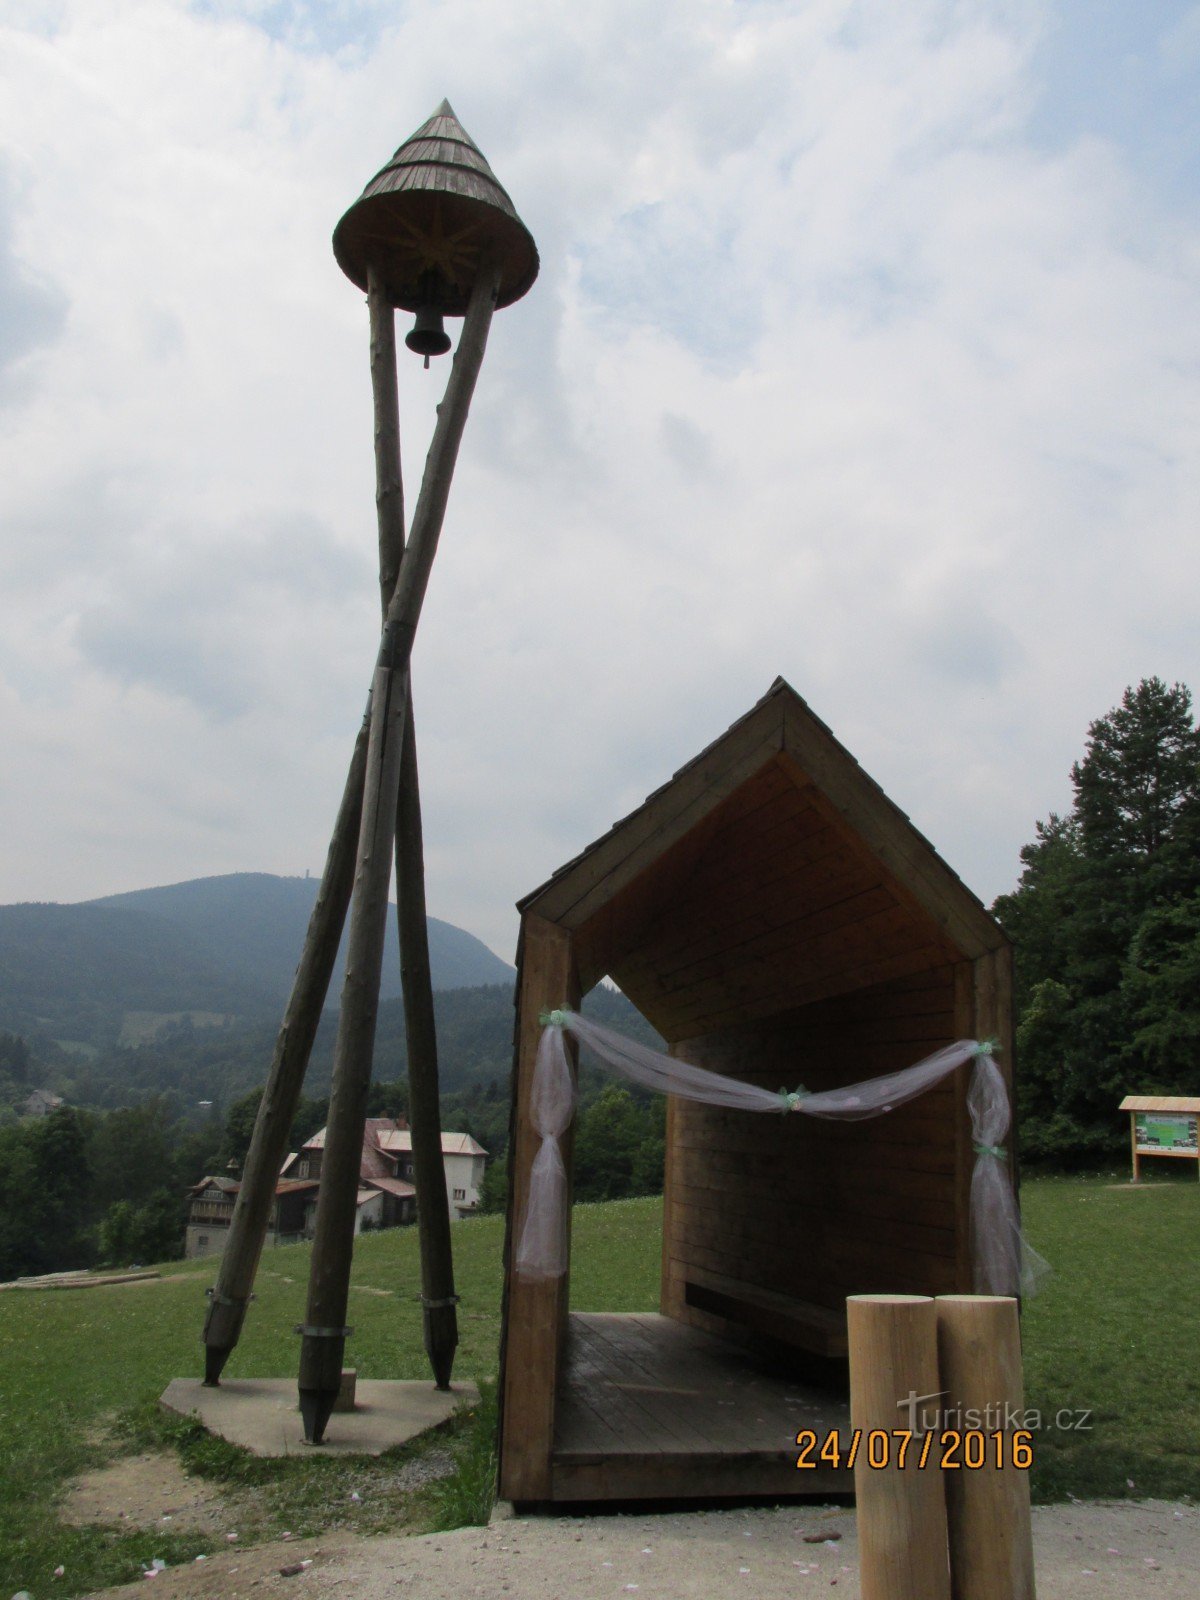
[996,678,1200,1163]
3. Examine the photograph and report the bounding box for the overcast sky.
[1,0,1198,964]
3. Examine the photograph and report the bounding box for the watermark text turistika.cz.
[898,1390,1092,1433]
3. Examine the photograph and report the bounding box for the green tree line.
[0,1098,214,1279]
[0,986,667,1278]
[995,676,1200,1164]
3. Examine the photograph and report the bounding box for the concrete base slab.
[160,1377,478,1457]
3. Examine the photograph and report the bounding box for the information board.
[1134,1112,1198,1154]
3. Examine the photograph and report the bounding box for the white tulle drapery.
[514,1008,1048,1297]
[967,1049,1051,1296]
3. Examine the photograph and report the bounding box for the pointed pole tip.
[299,1387,338,1445]
[204,1344,232,1387]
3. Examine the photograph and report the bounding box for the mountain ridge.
[0,872,515,1046]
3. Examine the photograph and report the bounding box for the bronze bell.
[405,306,452,363]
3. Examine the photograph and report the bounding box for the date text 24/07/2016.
[795,1428,1034,1471]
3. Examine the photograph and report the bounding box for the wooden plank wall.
[662,964,968,1339]
[610,759,963,1041]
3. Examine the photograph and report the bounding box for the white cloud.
[0,0,1197,966]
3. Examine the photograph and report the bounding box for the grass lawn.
[0,1180,1196,1596]
[0,1215,512,1599]
[1019,1173,1200,1501]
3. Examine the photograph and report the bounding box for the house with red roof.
[185,1115,487,1259]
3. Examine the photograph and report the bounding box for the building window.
[453,1188,466,1200]
[299,1159,310,1178]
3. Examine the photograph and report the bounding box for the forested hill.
[0,974,668,1281]
[16,979,659,1113]
[0,873,515,1048]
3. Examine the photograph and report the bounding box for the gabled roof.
[363,1176,418,1199]
[191,1176,319,1198]
[375,1128,489,1158]
[518,678,1004,1039]
[365,1116,408,1137]
[190,1176,239,1196]
[440,1132,489,1157]
[360,1122,397,1180]
[297,1117,402,1153]
[298,1123,488,1159]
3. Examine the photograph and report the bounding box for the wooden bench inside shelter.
[682,1266,849,1359]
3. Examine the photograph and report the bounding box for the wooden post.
[201,702,370,1383]
[368,265,459,1389]
[298,258,501,1442]
[369,267,405,616]
[847,1293,951,1600]
[394,704,460,1387]
[299,647,410,1442]
[1129,1115,1140,1183]
[936,1295,1036,1600]
[377,256,502,672]
[497,914,579,1502]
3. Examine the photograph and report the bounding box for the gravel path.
[83,1498,1198,1599]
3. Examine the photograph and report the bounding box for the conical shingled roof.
[333,99,539,314]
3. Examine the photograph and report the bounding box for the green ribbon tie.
[539,1008,569,1029]
[974,1142,1007,1160]
[778,1086,811,1112]
[972,1038,1000,1058]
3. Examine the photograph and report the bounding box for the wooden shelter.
[498,678,1015,1504]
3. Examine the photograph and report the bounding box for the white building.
[186,1117,487,1260]
[281,1118,489,1219]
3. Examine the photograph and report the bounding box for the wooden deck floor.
[550,1312,852,1502]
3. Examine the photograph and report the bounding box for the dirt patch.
[61,1451,246,1537]
[78,1536,345,1600]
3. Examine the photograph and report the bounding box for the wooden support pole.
[847,1293,951,1600]
[394,704,460,1387]
[298,258,501,1442]
[201,703,369,1383]
[936,1295,1036,1600]
[369,266,405,616]
[368,265,459,1389]
[377,257,502,670]
[299,649,410,1442]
